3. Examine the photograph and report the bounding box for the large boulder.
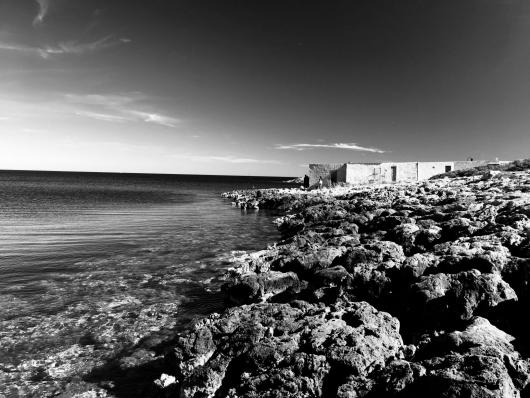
[310,265,353,289]
[409,317,530,397]
[272,245,347,276]
[223,271,303,305]
[439,217,485,241]
[401,253,439,279]
[411,270,518,327]
[167,299,403,398]
[334,241,405,271]
[433,237,511,274]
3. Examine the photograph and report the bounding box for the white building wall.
[345,164,381,184]
[344,161,457,184]
[379,162,418,183]
[317,159,506,186]
[417,162,454,180]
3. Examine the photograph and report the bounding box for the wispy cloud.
[0,42,36,55]
[129,111,180,128]
[183,155,283,164]
[40,36,131,58]
[68,93,180,128]
[66,93,139,108]
[275,142,386,153]
[74,111,129,123]
[33,0,50,26]
[0,36,130,59]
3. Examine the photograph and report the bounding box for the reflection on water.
[0,170,292,396]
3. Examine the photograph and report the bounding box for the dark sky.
[1,0,529,175]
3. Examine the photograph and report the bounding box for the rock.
[273,245,347,276]
[413,224,443,251]
[233,352,330,398]
[274,215,305,237]
[333,241,405,271]
[368,360,426,396]
[154,373,177,388]
[388,223,420,254]
[401,253,438,279]
[405,317,530,397]
[310,265,353,289]
[412,354,520,397]
[439,217,485,241]
[167,299,403,398]
[411,270,518,327]
[364,241,406,265]
[223,271,302,305]
[433,236,511,274]
[346,264,394,305]
[209,170,530,398]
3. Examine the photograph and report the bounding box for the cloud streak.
[65,93,139,107]
[0,36,130,59]
[129,111,180,128]
[40,36,131,58]
[74,111,129,123]
[33,0,50,26]
[69,93,180,128]
[275,142,386,153]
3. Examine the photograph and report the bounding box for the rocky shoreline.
[152,165,530,397]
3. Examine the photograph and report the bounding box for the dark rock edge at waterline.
[133,165,528,397]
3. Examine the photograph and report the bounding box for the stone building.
[308,160,508,187]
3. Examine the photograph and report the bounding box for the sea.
[0,170,295,396]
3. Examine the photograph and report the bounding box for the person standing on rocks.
[318,176,323,189]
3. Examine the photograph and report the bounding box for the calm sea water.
[0,170,293,396]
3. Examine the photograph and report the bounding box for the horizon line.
[0,168,298,179]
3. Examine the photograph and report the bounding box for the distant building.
[308,160,509,187]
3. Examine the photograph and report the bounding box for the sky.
[1,0,529,176]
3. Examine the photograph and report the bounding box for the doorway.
[391,166,397,182]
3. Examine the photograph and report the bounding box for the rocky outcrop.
[168,299,403,398]
[155,168,530,397]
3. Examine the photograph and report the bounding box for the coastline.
[153,166,530,397]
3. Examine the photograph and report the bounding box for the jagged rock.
[233,352,330,397]
[411,270,518,326]
[433,236,511,274]
[367,360,426,396]
[406,317,530,397]
[310,265,352,289]
[275,215,305,237]
[333,241,405,270]
[502,257,530,299]
[439,217,486,241]
[401,253,438,279]
[346,264,394,305]
[272,245,347,276]
[223,271,303,304]
[167,299,403,398]
[413,354,520,397]
[388,222,420,254]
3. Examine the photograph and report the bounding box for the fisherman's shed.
[308,160,507,187]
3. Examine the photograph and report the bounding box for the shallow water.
[0,171,292,396]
